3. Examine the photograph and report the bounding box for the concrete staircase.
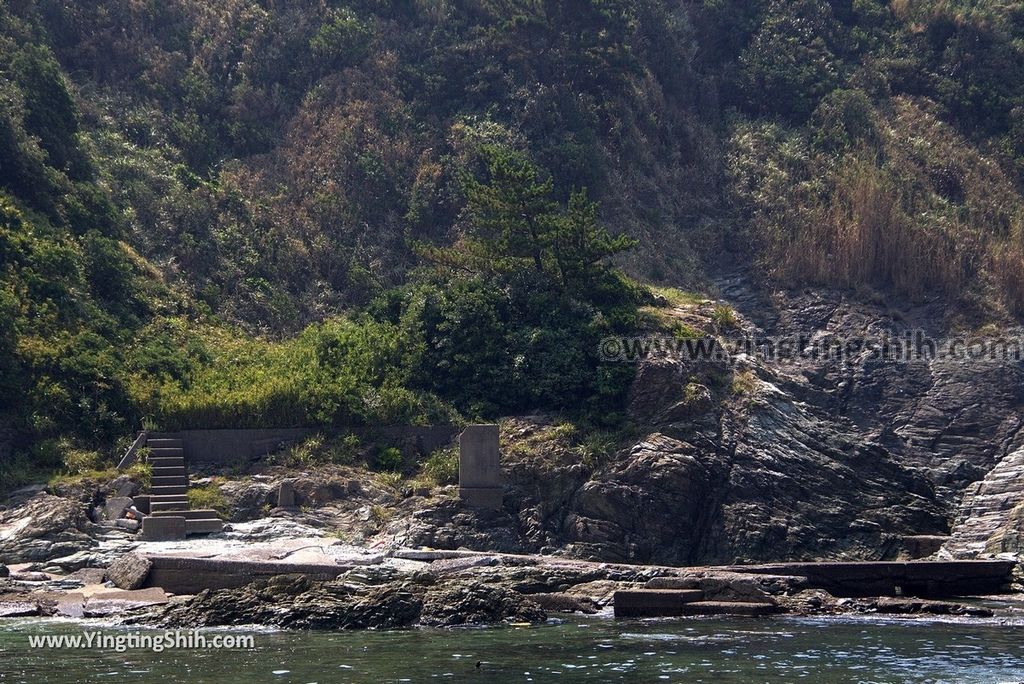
[145,437,223,536]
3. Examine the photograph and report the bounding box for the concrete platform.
[137,537,388,593]
[725,561,1017,598]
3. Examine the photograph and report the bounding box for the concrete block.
[186,519,224,535]
[132,495,151,515]
[140,516,186,541]
[277,480,296,508]
[613,589,705,617]
[459,424,500,489]
[458,487,503,510]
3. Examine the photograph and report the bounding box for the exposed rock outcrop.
[0,493,94,564]
[5,283,1021,570]
[151,572,547,630]
[942,445,1024,558]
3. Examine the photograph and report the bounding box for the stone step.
[186,519,224,535]
[150,496,188,505]
[151,467,186,478]
[150,485,187,497]
[150,500,188,513]
[148,447,184,458]
[146,439,183,449]
[151,509,221,520]
[149,493,187,505]
[152,475,188,488]
[679,601,782,617]
[613,589,705,617]
[149,456,184,468]
[150,493,189,502]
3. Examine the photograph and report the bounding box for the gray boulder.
[105,553,153,590]
[101,497,133,522]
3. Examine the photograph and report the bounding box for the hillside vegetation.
[2,0,1024,487]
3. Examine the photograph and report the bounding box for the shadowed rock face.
[735,286,1024,502]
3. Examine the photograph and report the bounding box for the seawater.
[1,614,1023,683]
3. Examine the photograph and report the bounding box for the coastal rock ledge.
[149,572,547,630]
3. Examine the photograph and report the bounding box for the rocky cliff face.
[389,278,1024,565]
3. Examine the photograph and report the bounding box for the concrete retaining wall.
[148,429,314,466]
[149,426,459,467]
[143,555,351,593]
[361,425,461,469]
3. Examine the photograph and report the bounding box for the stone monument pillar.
[458,424,502,509]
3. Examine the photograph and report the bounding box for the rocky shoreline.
[2,542,1021,630]
[1,475,1022,632]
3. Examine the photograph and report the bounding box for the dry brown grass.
[740,97,1024,316]
[774,159,968,300]
[990,245,1024,316]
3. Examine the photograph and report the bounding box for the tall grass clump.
[730,98,1024,314]
[777,160,967,299]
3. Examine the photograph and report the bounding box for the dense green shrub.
[811,89,877,151]
[8,44,86,179]
[738,0,841,120]
[420,447,459,485]
[309,9,371,68]
[374,447,404,473]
